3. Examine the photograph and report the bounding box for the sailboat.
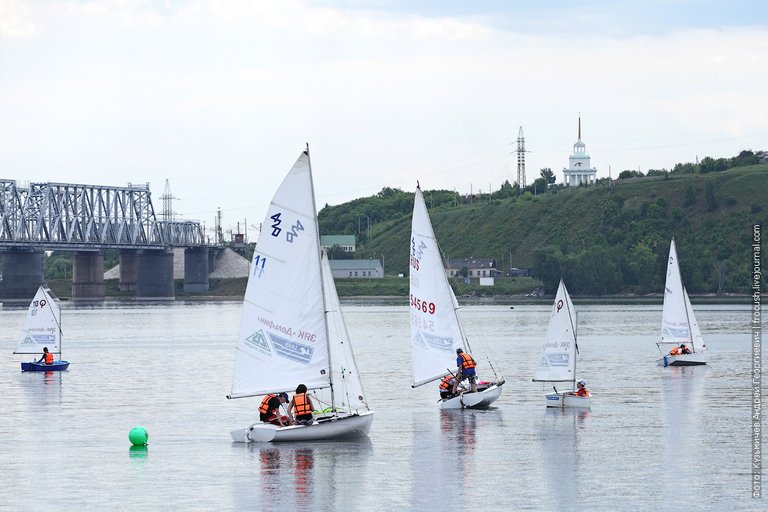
[656,238,709,366]
[16,286,70,372]
[532,279,590,408]
[409,184,504,409]
[228,147,374,443]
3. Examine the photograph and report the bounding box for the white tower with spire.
[562,115,597,186]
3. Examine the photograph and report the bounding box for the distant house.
[444,258,500,279]
[320,235,356,253]
[329,259,383,279]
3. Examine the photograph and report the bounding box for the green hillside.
[320,163,768,295]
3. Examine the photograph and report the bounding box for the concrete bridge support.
[0,250,44,301]
[71,251,106,300]
[118,250,138,291]
[136,250,175,299]
[184,246,209,292]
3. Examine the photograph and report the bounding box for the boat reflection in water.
[540,407,591,509]
[234,439,372,510]
[660,366,708,504]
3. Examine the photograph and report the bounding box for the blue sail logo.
[245,330,271,353]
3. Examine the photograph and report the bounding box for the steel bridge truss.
[0,180,204,250]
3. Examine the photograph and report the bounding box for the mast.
[571,309,578,392]
[307,143,336,410]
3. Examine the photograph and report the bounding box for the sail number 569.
[410,294,436,315]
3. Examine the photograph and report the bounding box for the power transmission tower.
[160,179,176,222]
[516,126,527,187]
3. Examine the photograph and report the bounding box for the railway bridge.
[1,179,212,301]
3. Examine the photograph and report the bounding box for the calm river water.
[0,301,763,511]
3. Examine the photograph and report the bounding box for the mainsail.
[661,239,695,348]
[409,186,465,387]
[15,286,61,355]
[533,279,577,385]
[229,151,330,398]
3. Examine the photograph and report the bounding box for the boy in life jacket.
[452,348,478,394]
[289,384,316,426]
[259,392,291,426]
[438,374,457,399]
[35,347,54,365]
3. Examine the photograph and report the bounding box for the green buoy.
[129,426,148,446]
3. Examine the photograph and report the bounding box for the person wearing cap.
[289,384,315,426]
[451,348,478,394]
[569,379,590,397]
[258,392,292,426]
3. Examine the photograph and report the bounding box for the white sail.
[15,286,61,355]
[533,279,577,384]
[409,186,464,387]
[319,252,369,413]
[229,150,330,399]
[660,239,691,347]
[683,287,704,352]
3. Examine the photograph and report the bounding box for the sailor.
[36,347,54,365]
[438,374,456,399]
[289,384,315,426]
[570,379,590,397]
[452,348,478,394]
[258,392,291,426]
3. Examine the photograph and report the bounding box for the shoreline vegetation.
[40,277,759,305]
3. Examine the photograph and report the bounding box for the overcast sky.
[1,0,766,239]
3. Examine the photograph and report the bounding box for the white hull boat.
[227,147,373,443]
[408,184,504,408]
[545,392,591,409]
[231,411,374,443]
[533,279,591,409]
[439,383,504,409]
[656,239,709,366]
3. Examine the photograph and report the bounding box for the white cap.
[577,379,586,386]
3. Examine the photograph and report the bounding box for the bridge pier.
[71,251,106,300]
[118,250,138,291]
[184,247,209,292]
[0,249,44,301]
[137,250,175,299]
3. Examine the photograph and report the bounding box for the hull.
[21,360,69,372]
[231,411,374,443]
[439,382,503,410]
[545,392,591,409]
[657,352,709,367]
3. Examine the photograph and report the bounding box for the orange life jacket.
[44,352,54,364]
[459,353,476,370]
[293,393,312,415]
[669,347,681,356]
[439,375,455,390]
[576,387,590,397]
[258,394,278,414]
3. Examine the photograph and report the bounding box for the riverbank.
[39,277,758,305]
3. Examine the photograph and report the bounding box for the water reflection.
[234,439,373,511]
[410,410,478,509]
[20,369,63,407]
[129,445,148,460]
[660,366,708,497]
[540,407,590,509]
